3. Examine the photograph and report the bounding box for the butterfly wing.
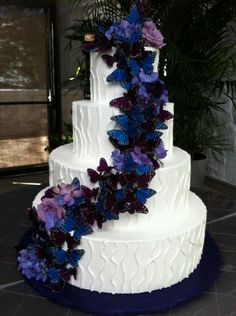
[145,131,163,140]
[107,68,127,83]
[102,54,116,67]
[136,188,156,204]
[97,158,109,172]
[87,168,100,183]
[135,164,154,176]
[142,52,156,74]
[107,130,129,146]
[156,121,168,130]
[68,249,85,268]
[123,151,135,173]
[111,115,129,130]
[110,97,132,113]
[126,4,142,24]
[59,216,76,233]
[128,58,140,77]
[47,267,60,284]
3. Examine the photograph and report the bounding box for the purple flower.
[155,140,167,159]
[142,20,165,48]
[37,198,66,231]
[56,183,83,207]
[105,21,138,41]
[131,146,152,165]
[111,149,124,171]
[139,71,159,83]
[105,22,119,40]
[18,245,46,281]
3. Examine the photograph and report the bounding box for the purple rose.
[111,149,124,171]
[142,21,165,49]
[155,140,167,159]
[131,146,152,165]
[37,198,66,231]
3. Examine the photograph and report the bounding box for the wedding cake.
[17,1,210,311]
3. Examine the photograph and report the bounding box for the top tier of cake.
[90,47,160,105]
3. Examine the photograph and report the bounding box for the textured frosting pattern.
[70,192,206,294]
[32,190,206,294]
[49,145,190,221]
[73,101,174,163]
[90,47,160,105]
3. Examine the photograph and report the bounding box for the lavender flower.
[18,245,46,281]
[139,71,159,83]
[131,146,152,165]
[142,21,165,48]
[155,140,167,159]
[105,21,138,41]
[111,149,124,171]
[37,198,66,231]
[56,183,83,207]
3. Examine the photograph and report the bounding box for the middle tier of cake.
[49,144,190,226]
[72,100,174,163]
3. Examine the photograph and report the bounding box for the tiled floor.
[0,173,236,316]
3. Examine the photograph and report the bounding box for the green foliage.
[68,0,236,157]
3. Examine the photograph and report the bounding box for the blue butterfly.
[123,151,135,173]
[136,188,156,204]
[128,52,156,76]
[50,247,67,265]
[115,187,126,201]
[107,68,127,83]
[130,30,142,44]
[68,249,84,268]
[145,131,163,140]
[59,216,76,233]
[126,4,142,24]
[156,122,168,130]
[73,222,93,239]
[71,177,80,186]
[107,130,129,146]
[105,210,119,221]
[46,267,60,284]
[135,164,154,176]
[111,115,129,130]
[107,68,131,91]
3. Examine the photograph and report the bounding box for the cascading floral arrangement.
[17,0,172,291]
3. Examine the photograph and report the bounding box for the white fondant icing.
[72,101,174,162]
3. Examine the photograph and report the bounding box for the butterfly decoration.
[128,51,157,76]
[110,96,133,113]
[102,54,117,67]
[107,68,132,91]
[126,3,143,25]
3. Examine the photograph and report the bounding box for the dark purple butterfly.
[87,168,100,183]
[97,158,112,173]
[102,54,116,67]
[159,110,174,121]
[110,96,133,113]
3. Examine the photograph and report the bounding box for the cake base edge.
[16,231,221,316]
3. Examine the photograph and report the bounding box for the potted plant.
[66,0,236,186]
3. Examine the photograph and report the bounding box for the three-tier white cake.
[36,48,208,294]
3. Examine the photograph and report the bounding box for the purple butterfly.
[102,54,116,67]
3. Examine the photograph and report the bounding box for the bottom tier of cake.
[33,190,206,294]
